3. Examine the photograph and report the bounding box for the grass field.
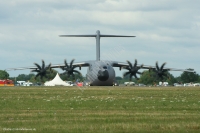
[0,86,200,133]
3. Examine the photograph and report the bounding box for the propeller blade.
[73,70,82,76]
[129,74,133,81]
[156,62,159,71]
[136,71,143,75]
[34,63,41,70]
[161,62,166,70]
[123,71,131,78]
[70,59,75,68]
[42,60,45,69]
[126,60,133,69]
[45,63,51,70]
[123,59,143,81]
[64,59,69,68]
[134,59,137,67]
[61,59,82,79]
[31,69,40,73]
[152,61,168,81]
[32,60,51,80]
[134,74,138,79]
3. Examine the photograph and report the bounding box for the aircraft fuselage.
[86,60,115,86]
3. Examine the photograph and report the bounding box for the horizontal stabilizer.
[100,35,135,37]
[59,35,136,37]
[59,30,135,61]
[59,35,96,37]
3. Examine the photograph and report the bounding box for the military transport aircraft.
[6,30,194,86]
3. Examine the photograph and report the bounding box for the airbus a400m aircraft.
[7,30,194,86]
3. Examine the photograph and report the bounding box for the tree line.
[0,69,84,84]
[0,69,199,85]
[115,70,199,85]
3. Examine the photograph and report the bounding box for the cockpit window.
[103,66,107,69]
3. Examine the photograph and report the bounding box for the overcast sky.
[0,0,199,77]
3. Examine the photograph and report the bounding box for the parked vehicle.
[124,82,135,86]
[17,81,33,86]
[138,83,146,87]
[66,81,74,86]
[174,83,183,87]
[159,82,168,86]
[193,83,200,86]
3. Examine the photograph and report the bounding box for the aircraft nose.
[98,70,109,81]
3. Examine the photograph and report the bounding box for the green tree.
[165,73,177,85]
[175,76,181,83]
[0,70,9,79]
[137,70,155,85]
[16,73,35,81]
[60,73,84,82]
[115,76,124,84]
[115,76,122,81]
[138,70,176,85]
[180,69,199,83]
[119,74,138,84]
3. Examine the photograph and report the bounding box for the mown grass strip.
[0,86,200,133]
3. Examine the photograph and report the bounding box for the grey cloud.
[0,0,199,77]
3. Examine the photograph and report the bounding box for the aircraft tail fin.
[59,30,135,61]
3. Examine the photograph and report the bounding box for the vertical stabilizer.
[96,30,100,61]
[59,30,135,61]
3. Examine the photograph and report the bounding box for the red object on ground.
[0,79,14,86]
[76,82,83,87]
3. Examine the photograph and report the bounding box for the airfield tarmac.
[0,86,200,133]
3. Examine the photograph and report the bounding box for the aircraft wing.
[6,61,90,71]
[50,62,90,69]
[142,65,194,72]
[6,66,39,71]
[112,61,195,72]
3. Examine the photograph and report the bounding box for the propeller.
[123,59,143,81]
[61,59,82,79]
[31,60,51,79]
[151,62,168,80]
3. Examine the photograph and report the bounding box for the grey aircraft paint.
[59,30,135,86]
[84,60,115,86]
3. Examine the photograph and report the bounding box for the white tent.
[44,73,73,86]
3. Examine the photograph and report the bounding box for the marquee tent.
[44,73,73,86]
